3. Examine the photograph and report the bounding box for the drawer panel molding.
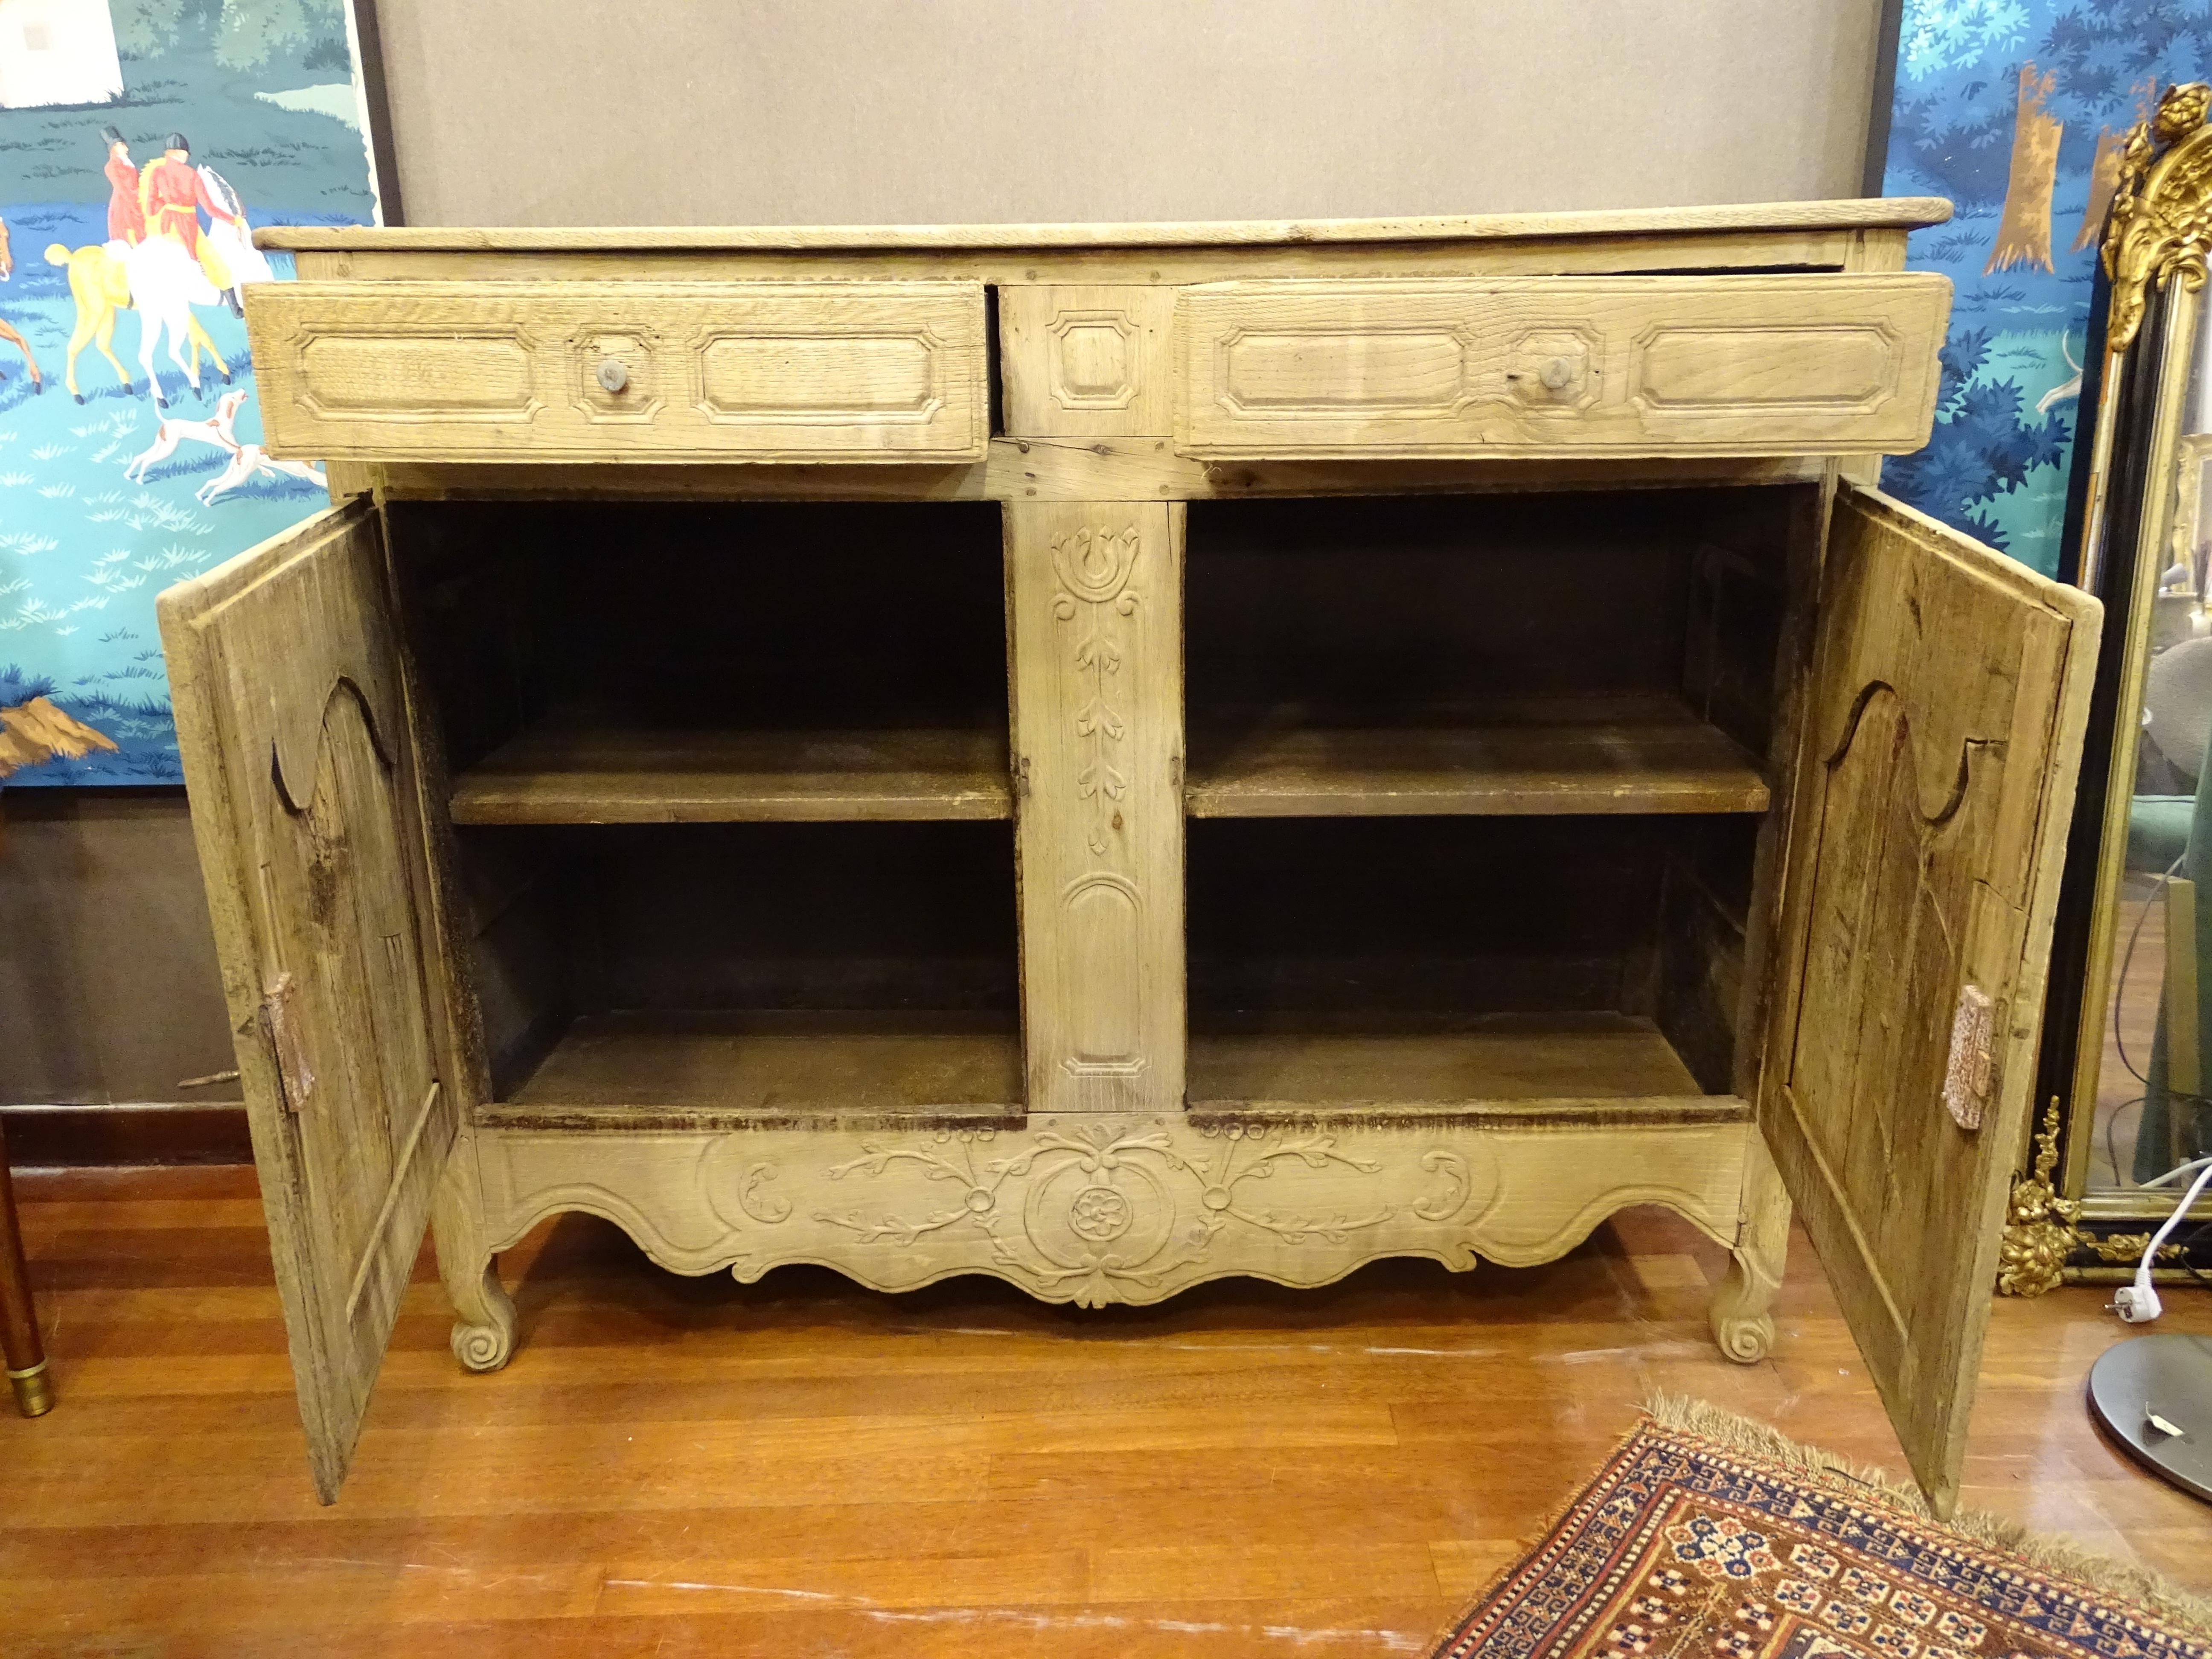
[1173,274,1950,459]
[1001,285,1176,437]
[249,281,990,463]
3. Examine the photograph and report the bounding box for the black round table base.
[2086,1333,2212,1505]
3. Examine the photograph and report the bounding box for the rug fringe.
[1643,1393,2212,1641]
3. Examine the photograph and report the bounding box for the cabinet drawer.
[1173,274,1950,460]
[247,281,990,463]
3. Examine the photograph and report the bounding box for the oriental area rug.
[1429,1397,2212,1659]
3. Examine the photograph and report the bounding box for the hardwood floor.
[3,1164,2207,1658]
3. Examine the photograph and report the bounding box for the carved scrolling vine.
[1051,524,1142,855]
[795,1121,1480,1307]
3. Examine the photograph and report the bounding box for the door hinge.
[258,971,316,1114]
[1013,754,1032,799]
[1942,983,1995,1131]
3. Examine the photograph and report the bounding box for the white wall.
[372,0,1890,227]
[0,0,123,111]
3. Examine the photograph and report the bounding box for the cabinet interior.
[392,499,1013,824]
[393,484,1801,1122]
[1183,487,1800,1107]
[391,501,1023,1122]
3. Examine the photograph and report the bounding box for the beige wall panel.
[0,795,239,1106]
[372,0,1885,227]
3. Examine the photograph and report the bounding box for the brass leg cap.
[9,1362,54,1417]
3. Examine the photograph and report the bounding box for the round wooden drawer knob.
[1540,357,1575,391]
[596,358,630,393]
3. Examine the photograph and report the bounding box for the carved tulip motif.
[1051,524,1142,855]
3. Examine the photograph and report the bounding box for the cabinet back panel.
[1186,488,1795,723]
[458,821,1019,1098]
[1188,815,1719,1017]
[585,823,1019,1013]
[390,501,1010,773]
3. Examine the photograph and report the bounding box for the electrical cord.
[2095,854,2212,1301]
[2114,1155,2212,1321]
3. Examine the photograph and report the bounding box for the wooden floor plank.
[1,1164,2206,1655]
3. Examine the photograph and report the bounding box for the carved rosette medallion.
[2103,81,2212,352]
[800,1120,1493,1307]
[1051,524,1142,856]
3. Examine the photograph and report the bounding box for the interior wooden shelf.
[451,725,1012,824]
[1186,1013,1738,1111]
[489,1010,1023,1120]
[1183,697,1768,817]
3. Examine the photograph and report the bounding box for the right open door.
[1761,483,2101,1517]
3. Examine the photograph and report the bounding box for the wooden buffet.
[157,200,2099,1511]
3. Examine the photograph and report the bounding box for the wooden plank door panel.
[1007,501,1186,1112]
[1761,484,2099,1516]
[1174,274,1950,459]
[247,281,990,463]
[158,501,457,1502]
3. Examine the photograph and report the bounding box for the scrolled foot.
[1711,1302,1776,1363]
[451,1316,513,1373]
[446,1260,516,1374]
[1708,1247,1784,1364]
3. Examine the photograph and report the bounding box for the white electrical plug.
[2114,1281,2163,1323]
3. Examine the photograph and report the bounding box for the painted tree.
[214,0,344,71]
[1886,329,2072,550]
[110,0,206,58]
[1891,1,2212,270]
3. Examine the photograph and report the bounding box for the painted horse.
[44,235,230,405]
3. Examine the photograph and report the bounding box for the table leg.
[0,1118,52,1417]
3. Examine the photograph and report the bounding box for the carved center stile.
[1051,522,1143,857]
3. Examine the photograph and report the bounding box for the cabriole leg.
[433,1134,515,1373]
[1710,1132,1790,1363]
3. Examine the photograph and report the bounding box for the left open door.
[159,498,458,1503]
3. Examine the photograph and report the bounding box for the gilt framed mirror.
[2021,82,2212,1292]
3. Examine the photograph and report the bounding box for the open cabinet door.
[158,500,457,1503]
[1761,484,2100,1517]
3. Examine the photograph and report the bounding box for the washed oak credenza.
[157,201,2100,1510]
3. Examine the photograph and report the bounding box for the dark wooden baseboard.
[0,1102,253,1168]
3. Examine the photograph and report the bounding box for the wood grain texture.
[254,198,1955,252]
[1175,274,1952,459]
[1185,1019,1713,1107]
[449,726,1013,824]
[496,1011,1023,1116]
[1183,699,1769,817]
[282,230,1887,289]
[457,1113,1753,1303]
[1008,502,1186,1113]
[156,504,459,1503]
[1757,484,2104,1519]
[1836,230,1911,490]
[3,1163,2201,1659]
[352,442,1830,506]
[246,281,990,463]
[1000,286,1176,437]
